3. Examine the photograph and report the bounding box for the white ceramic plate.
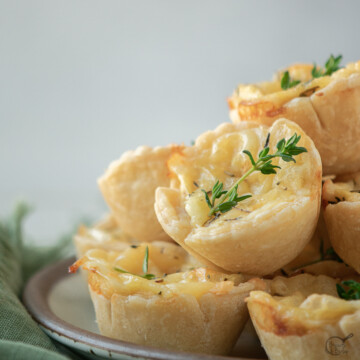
[23,257,267,360]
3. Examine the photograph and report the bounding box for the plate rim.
[23,256,265,360]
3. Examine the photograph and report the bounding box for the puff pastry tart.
[70,243,255,355]
[247,275,360,360]
[98,144,184,242]
[228,61,360,175]
[323,172,360,274]
[155,118,322,275]
[74,214,136,258]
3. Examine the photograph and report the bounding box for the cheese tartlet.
[74,214,136,259]
[71,244,255,355]
[155,118,322,275]
[323,173,360,274]
[228,61,360,175]
[98,144,184,242]
[247,275,360,360]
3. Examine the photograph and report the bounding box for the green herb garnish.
[201,181,251,217]
[281,71,301,90]
[290,237,344,272]
[337,280,360,300]
[311,54,342,78]
[114,245,156,280]
[280,54,343,91]
[202,133,307,218]
[324,246,343,263]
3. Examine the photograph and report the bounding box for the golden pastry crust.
[275,211,359,280]
[289,261,359,280]
[155,119,322,275]
[266,274,339,298]
[98,144,184,242]
[89,287,251,355]
[228,61,360,175]
[73,247,255,355]
[247,289,360,360]
[73,214,136,259]
[323,174,360,274]
[278,208,329,272]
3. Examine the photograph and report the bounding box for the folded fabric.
[0,203,83,360]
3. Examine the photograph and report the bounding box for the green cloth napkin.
[0,203,85,360]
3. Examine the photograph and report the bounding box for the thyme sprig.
[281,71,301,90]
[312,54,343,78]
[280,54,343,91]
[290,239,343,273]
[202,133,307,218]
[201,181,251,217]
[337,280,360,300]
[114,246,156,280]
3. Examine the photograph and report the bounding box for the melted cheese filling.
[229,61,360,109]
[251,291,360,329]
[77,246,243,299]
[170,128,311,227]
[323,174,360,203]
[280,293,360,322]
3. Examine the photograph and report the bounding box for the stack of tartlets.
[71,55,360,358]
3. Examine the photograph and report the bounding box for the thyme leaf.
[280,54,342,91]
[324,246,343,263]
[281,71,301,90]
[311,54,342,78]
[337,280,360,300]
[142,245,150,274]
[203,133,307,218]
[114,245,156,280]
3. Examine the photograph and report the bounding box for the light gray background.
[1,0,360,244]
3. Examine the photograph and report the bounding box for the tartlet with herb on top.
[155,118,322,275]
[70,243,256,355]
[323,172,360,274]
[228,55,360,175]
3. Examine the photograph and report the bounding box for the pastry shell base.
[89,282,253,355]
[323,176,360,274]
